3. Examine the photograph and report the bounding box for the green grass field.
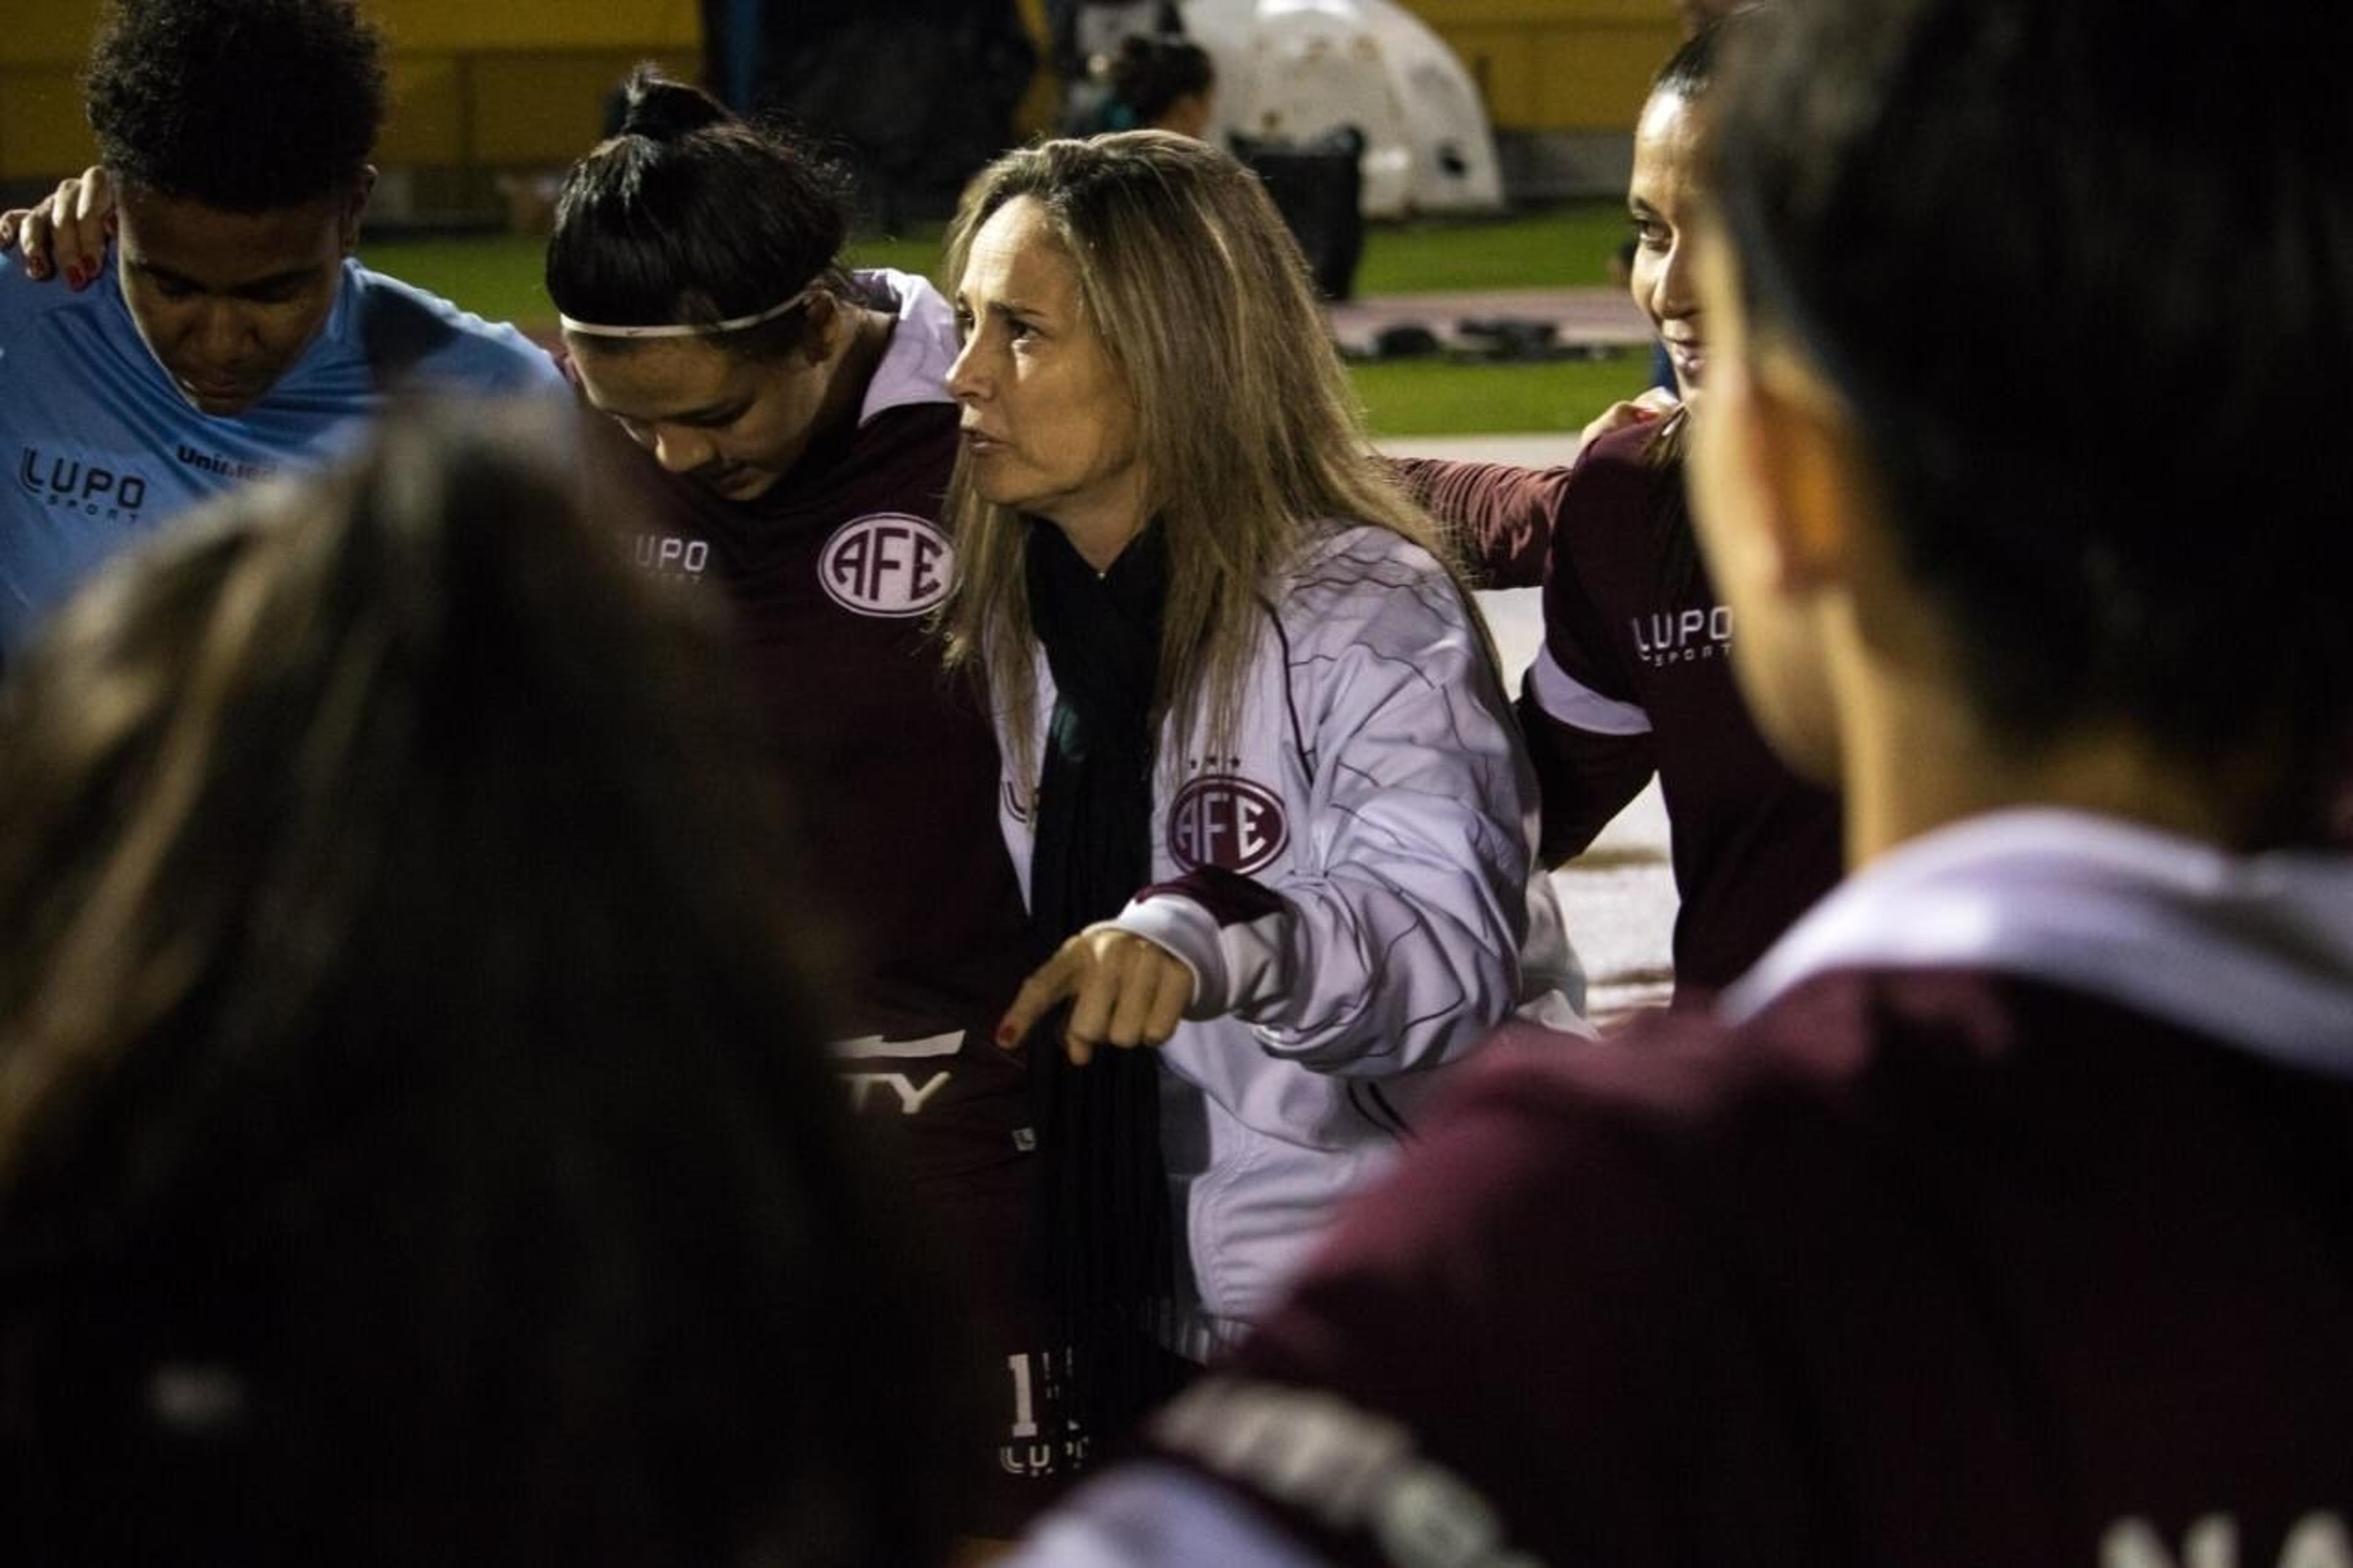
[358,200,1646,436]
[1351,354,1648,436]
[1354,202,1629,294]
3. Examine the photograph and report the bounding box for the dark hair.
[1104,36,1213,131]
[1709,0,2353,822]
[0,403,960,1566]
[547,66,857,358]
[85,0,384,210]
[1655,6,1734,101]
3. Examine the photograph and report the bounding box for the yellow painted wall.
[2,1,1665,183]
[1406,0,1680,132]
[0,4,99,183]
[0,0,702,183]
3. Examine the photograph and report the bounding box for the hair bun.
[616,65,732,141]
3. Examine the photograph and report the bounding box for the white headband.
[558,284,816,340]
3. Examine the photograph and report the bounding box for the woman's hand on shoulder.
[0,167,116,288]
[997,924,1195,1066]
[1578,387,1679,447]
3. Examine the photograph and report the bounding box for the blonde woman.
[944,131,1586,1457]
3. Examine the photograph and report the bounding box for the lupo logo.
[1168,776,1289,875]
[1629,604,1733,668]
[626,533,711,580]
[19,447,150,520]
[819,513,951,617]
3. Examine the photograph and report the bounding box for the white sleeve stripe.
[828,1030,964,1059]
[1528,645,1653,735]
[1005,1463,1328,1567]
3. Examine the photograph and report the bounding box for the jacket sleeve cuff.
[1113,868,1292,1020]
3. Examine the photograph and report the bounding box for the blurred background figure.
[1094,34,1216,137]
[0,403,964,1568]
[1049,0,1185,132]
[699,0,1036,225]
[700,0,766,112]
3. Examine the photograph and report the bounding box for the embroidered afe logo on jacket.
[1169,775,1289,875]
[820,512,951,616]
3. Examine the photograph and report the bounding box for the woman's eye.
[1633,219,1671,251]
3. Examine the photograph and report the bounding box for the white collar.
[855,268,958,427]
[1721,808,2353,1080]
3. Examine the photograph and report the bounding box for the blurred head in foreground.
[0,403,955,1566]
[1690,0,2352,852]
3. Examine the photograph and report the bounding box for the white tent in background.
[1182,0,1506,217]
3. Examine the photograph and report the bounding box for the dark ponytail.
[611,68,732,141]
[547,65,858,357]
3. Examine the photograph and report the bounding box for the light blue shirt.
[0,250,563,650]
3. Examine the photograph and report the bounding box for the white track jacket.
[998,523,1591,1357]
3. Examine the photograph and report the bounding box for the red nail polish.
[995,1023,1017,1047]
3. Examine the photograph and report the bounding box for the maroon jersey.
[590,273,1055,1532]
[592,310,1031,1087]
[1064,812,2353,1567]
[1400,422,1841,999]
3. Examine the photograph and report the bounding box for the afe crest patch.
[819,512,952,616]
[1169,775,1289,874]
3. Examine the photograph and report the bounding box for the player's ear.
[1738,349,1876,599]
[801,287,841,364]
[339,167,378,254]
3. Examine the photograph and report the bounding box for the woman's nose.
[946,335,986,401]
[1654,238,1700,323]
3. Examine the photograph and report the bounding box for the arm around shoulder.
[1389,456,1571,591]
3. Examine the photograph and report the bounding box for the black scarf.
[1022,518,1183,1463]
